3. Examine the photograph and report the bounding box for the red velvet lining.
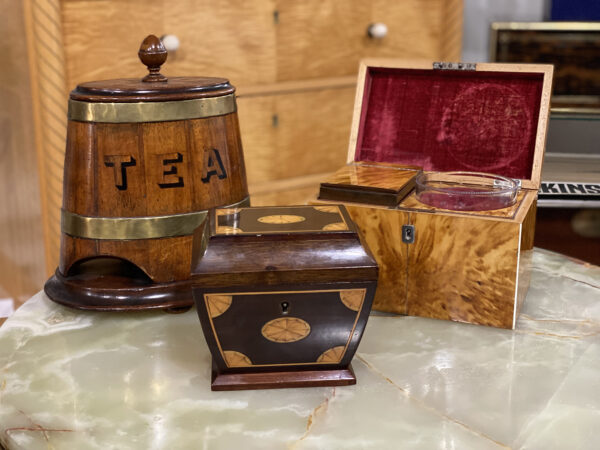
[355,67,544,180]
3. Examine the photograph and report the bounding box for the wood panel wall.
[23,0,68,277]
[0,0,46,305]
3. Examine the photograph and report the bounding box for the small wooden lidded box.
[319,162,421,207]
[317,59,553,329]
[192,205,378,390]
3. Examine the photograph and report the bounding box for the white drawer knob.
[160,34,180,53]
[367,23,388,39]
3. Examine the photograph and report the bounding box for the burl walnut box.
[316,59,553,329]
[192,205,378,390]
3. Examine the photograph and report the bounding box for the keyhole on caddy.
[281,301,290,314]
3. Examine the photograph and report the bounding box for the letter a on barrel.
[202,148,227,183]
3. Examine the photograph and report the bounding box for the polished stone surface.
[0,249,598,449]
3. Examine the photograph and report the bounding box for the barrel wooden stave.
[62,121,97,216]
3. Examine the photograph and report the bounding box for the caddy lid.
[347,60,553,190]
[319,163,420,207]
[70,35,233,102]
[68,35,236,123]
[212,205,356,237]
[192,205,378,285]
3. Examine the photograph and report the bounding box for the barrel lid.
[70,35,235,103]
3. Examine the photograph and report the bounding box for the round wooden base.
[44,259,194,311]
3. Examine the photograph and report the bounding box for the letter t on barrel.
[104,155,136,191]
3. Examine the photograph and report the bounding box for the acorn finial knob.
[138,35,168,82]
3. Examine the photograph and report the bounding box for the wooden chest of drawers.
[23,0,463,275]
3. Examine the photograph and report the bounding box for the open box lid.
[347,59,553,190]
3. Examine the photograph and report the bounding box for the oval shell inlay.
[261,317,311,343]
[317,346,346,363]
[322,222,348,231]
[339,290,365,311]
[206,294,233,318]
[257,215,306,224]
[223,350,252,367]
[314,206,340,214]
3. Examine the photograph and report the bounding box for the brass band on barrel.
[68,93,236,123]
[61,196,249,240]
[61,209,209,240]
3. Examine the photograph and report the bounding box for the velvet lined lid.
[352,65,551,185]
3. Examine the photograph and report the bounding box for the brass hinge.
[433,62,476,71]
[402,225,415,244]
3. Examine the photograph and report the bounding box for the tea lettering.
[105,148,228,191]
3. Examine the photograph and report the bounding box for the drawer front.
[275,0,462,81]
[62,0,275,88]
[61,0,461,88]
[237,85,355,186]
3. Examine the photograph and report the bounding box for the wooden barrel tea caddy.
[44,35,249,311]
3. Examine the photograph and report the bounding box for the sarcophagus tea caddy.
[192,205,378,390]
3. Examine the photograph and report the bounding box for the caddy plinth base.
[211,361,356,391]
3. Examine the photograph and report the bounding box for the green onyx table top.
[0,249,599,449]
